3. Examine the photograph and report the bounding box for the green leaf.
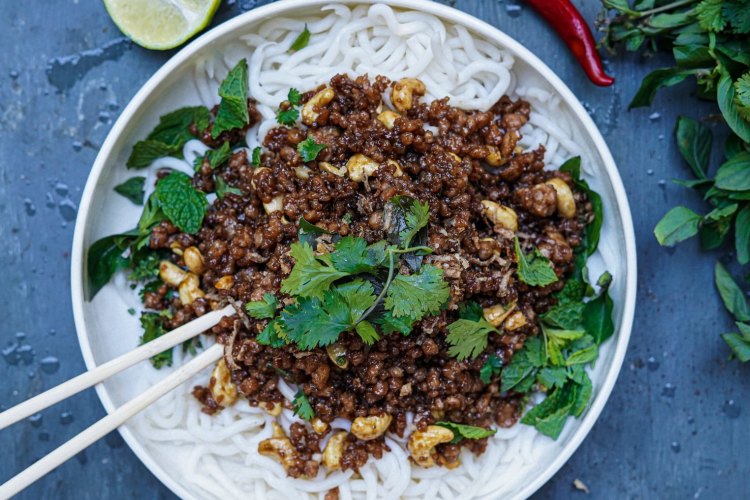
[584,272,615,344]
[355,320,380,345]
[245,293,278,319]
[289,25,311,51]
[654,206,702,245]
[479,354,503,384]
[715,262,750,322]
[520,385,574,439]
[541,302,585,330]
[672,44,714,69]
[722,332,750,362]
[704,203,738,222]
[204,141,232,170]
[695,0,726,32]
[675,116,712,178]
[336,279,378,319]
[500,337,545,392]
[154,171,208,234]
[281,294,351,349]
[281,242,348,299]
[723,0,750,33]
[435,421,496,444]
[514,237,558,287]
[277,107,299,126]
[287,88,302,107]
[459,301,484,322]
[127,106,210,168]
[446,318,496,361]
[736,205,750,265]
[293,389,315,420]
[114,176,146,205]
[373,310,414,335]
[297,136,326,162]
[734,73,750,121]
[383,195,430,269]
[139,312,172,369]
[330,236,387,274]
[718,70,750,143]
[560,157,603,256]
[212,59,250,139]
[537,366,568,390]
[214,175,242,199]
[298,217,334,247]
[629,68,696,109]
[385,264,450,320]
[715,152,750,191]
[257,319,287,348]
[251,146,262,167]
[87,234,133,299]
[565,338,599,366]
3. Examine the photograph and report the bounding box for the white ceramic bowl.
[70,1,637,498]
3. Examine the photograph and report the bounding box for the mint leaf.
[435,421,496,444]
[154,171,208,234]
[127,106,210,168]
[293,389,314,420]
[214,175,242,199]
[479,354,503,384]
[245,293,278,319]
[297,136,326,162]
[87,234,133,299]
[583,272,615,345]
[205,141,232,170]
[289,25,311,52]
[385,264,450,320]
[251,146,261,167]
[514,237,558,287]
[654,206,702,246]
[212,59,249,139]
[114,176,146,205]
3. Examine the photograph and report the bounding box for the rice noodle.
[120,3,615,498]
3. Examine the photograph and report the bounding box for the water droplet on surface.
[54,182,69,196]
[28,413,43,428]
[658,133,665,140]
[671,442,681,453]
[723,399,741,418]
[45,192,55,208]
[23,198,36,216]
[16,332,26,340]
[662,383,676,397]
[649,112,661,121]
[9,70,19,79]
[98,111,110,123]
[505,3,523,17]
[28,369,35,379]
[49,329,56,336]
[17,344,35,365]
[108,100,119,111]
[60,411,74,425]
[2,344,19,366]
[40,356,60,374]
[72,141,83,152]
[647,356,660,371]
[58,199,77,221]
[99,83,108,91]
[646,169,654,176]
[658,179,667,187]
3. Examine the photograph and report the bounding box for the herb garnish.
[154,171,208,234]
[479,354,503,384]
[276,88,302,126]
[114,176,146,205]
[289,24,311,52]
[212,59,250,139]
[515,237,558,287]
[435,421,497,443]
[127,106,210,168]
[297,136,326,162]
[251,146,262,167]
[445,301,499,361]
[293,389,315,420]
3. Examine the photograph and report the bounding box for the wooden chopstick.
[0,343,224,498]
[0,304,235,431]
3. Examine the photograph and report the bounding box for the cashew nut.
[386,159,404,177]
[214,275,234,290]
[483,301,517,327]
[159,260,187,287]
[485,146,505,167]
[263,195,284,214]
[377,110,400,129]
[408,425,455,468]
[321,431,347,470]
[209,359,238,407]
[259,401,283,416]
[183,246,206,275]
[178,272,205,305]
[169,241,184,256]
[301,87,335,126]
[294,165,311,180]
[503,311,527,331]
[351,414,392,441]
[319,161,346,177]
[481,200,518,232]
[346,154,379,182]
[258,423,299,471]
[545,178,576,218]
[326,343,348,369]
[312,418,329,434]
[391,78,426,113]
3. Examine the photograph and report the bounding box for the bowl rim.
[70,1,638,498]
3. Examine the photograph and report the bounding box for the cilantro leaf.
[281,242,348,299]
[154,171,208,234]
[723,0,750,33]
[257,319,287,348]
[127,106,210,168]
[514,237,558,287]
[297,137,326,162]
[385,264,450,320]
[355,321,380,345]
[245,293,278,319]
[459,301,484,322]
[695,0,726,32]
[435,421,496,444]
[298,217,334,247]
[293,389,315,420]
[479,354,503,384]
[114,176,146,205]
[204,141,232,170]
[373,311,414,335]
[214,175,242,199]
[140,312,172,369]
[446,317,497,361]
[212,59,250,139]
[281,294,351,349]
[330,236,387,274]
[734,72,750,121]
[290,25,311,52]
[336,279,378,318]
[251,146,262,167]
[383,195,431,269]
[277,107,299,126]
[288,88,302,106]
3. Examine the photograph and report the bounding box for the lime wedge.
[104,0,221,50]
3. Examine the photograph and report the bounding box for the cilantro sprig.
[277,88,302,126]
[245,198,449,351]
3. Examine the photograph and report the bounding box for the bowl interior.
[71,1,636,498]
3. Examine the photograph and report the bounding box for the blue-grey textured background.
[1,1,748,498]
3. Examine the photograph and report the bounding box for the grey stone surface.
[0,0,748,498]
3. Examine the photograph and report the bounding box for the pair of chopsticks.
[0,304,236,497]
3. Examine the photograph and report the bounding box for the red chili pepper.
[522,0,614,87]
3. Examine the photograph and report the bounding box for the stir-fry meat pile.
[145,74,592,477]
